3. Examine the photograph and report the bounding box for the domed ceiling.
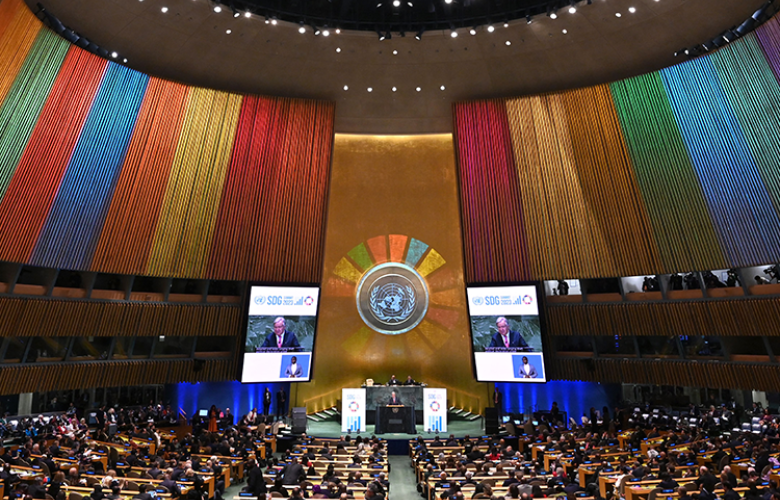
[28,0,769,133]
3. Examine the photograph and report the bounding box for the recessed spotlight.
[299,25,306,33]
[336,47,341,52]
[233,12,240,18]
[392,87,397,92]
[161,6,168,13]
[416,87,421,91]
[323,29,330,36]
[213,5,221,13]
[550,12,558,19]
[505,40,511,45]
[343,85,349,91]
[123,58,128,63]
[393,50,398,55]
[469,28,477,35]
[368,87,373,92]
[111,51,118,58]
[487,25,495,32]
[243,11,251,18]
[450,30,458,38]
[444,0,453,3]
[335,29,341,34]
[615,12,622,17]
[226,29,232,34]
[562,29,568,34]
[408,1,413,6]
[503,22,509,28]
[568,6,576,13]
[271,18,277,25]
[440,85,445,90]
[393,0,400,6]
[628,6,636,13]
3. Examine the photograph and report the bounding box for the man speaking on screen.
[518,356,538,378]
[488,316,529,349]
[285,356,302,378]
[260,317,301,350]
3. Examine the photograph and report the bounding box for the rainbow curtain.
[455,14,780,283]
[0,0,334,282]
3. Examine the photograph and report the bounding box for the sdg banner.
[341,388,366,433]
[423,388,447,433]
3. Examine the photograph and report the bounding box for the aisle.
[388,455,420,500]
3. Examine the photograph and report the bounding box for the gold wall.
[293,134,487,413]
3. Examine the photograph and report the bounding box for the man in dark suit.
[132,484,153,500]
[388,391,401,405]
[281,457,304,485]
[246,459,267,496]
[160,472,180,496]
[260,317,301,349]
[387,375,400,386]
[276,388,287,419]
[488,317,529,349]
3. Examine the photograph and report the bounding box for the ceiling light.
[265,17,270,24]
[569,7,576,13]
[450,30,458,38]
[226,29,232,34]
[550,12,558,19]
[379,30,387,41]
[503,22,509,28]
[562,29,568,34]
[161,6,168,13]
[314,27,321,35]
[123,58,127,63]
[392,87,397,92]
[336,47,342,52]
[628,6,636,13]
[271,18,277,25]
[243,11,251,18]
[615,12,622,17]
[368,87,373,92]
[343,85,349,91]
[299,24,306,33]
[408,1,413,6]
[440,85,445,90]
[213,5,221,13]
[111,51,118,58]
[505,40,511,45]
[526,15,532,24]
[335,28,341,34]
[469,28,477,35]
[392,50,398,55]
[416,87,421,91]
[233,12,240,18]
[385,30,392,40]
[393,0,401,6]
[323,29,330,36]
[445,0,453,3]
[487,24,495,32]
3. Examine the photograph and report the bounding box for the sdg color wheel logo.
[357,262,429,335]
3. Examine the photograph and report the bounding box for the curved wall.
[0,0,334,282]
[455,15,780,282]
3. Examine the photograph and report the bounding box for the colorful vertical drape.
[0,0,334,283]
[455,14,780,283]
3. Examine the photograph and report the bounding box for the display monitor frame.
[239,282,321,384]
[465,281,548,383]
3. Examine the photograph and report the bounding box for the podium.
[375,405,415,434]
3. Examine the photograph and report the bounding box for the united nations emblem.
[356,262,429,335]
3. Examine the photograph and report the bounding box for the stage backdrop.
[294,135,488,414]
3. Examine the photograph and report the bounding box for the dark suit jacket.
[281,462,304,485]
[261,331,300,349]
[388,395,402,405]
[247,466,267,495]
[132,493,153,500]
[488,329,529,348]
